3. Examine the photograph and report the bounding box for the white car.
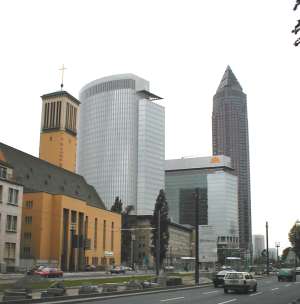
[224,272,257,294]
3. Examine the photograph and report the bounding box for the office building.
[0,153,23,272]
[252,234,265,258]
[78,74,165,214]
[212,66,252,252]
[165,155,239,251]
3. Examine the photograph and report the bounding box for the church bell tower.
[39,90,80,172]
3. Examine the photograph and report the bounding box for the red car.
[34,267,63,278]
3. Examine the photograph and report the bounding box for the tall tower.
[212,66,252,252]
[39,91,80,172]
[77,74,165,213]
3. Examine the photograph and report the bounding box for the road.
[71,276,300,304]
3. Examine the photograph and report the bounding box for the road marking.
[216,299,237,304]
[249,292,263,297]
[285,284,291,287]
[203,290,220,294]
[271,287,279,291]
[160,297,185,302]
[295,281,300,284]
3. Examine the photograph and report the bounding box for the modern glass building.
[165,156,239,249]
[77,74,164,214]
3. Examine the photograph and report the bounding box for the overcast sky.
[1,0,299,252]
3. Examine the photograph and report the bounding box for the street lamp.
[275,242,280,267]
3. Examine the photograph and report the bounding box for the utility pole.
[194,188,200,285]
[266,222,269,276]
[156,209,161,276]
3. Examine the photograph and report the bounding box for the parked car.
[277,268,296,282]
[223,272,257,294]
[296,267,300,275]
[84,264,97,271]
[35,267,63,278]
[213,269,236,287]
[110,266,126,274]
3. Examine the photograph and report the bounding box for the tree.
[292,1,300,46]
[151,189,169,273]
[121,205,135,265]
[110,196,123,213]
[288,222,300,260]
[281,247,291,262]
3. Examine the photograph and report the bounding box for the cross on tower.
[59,64,67,90]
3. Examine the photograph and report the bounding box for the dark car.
[278,268,296,282]
[213,270,236,287]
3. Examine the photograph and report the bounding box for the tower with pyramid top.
[212,66,252,254]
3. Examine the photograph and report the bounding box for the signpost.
[198,225,218,264]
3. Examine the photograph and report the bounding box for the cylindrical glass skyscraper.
[77,74,165,214]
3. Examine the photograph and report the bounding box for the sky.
[1,0,299,253]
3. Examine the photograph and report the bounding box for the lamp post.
[275,242,280,267]
[266,222,269,276]
[194,188,200,285]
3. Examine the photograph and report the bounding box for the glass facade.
[78,74,164,214]
[165,163,239,246]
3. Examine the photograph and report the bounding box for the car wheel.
[253,284,257,292]
[224,288,228,294]
[278,277,281,282]
[244,286,249,294]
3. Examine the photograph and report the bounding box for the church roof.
[0,142,106,210]
[217,66,243,92]
[41,91,80,105]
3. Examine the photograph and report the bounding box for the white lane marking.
[271,287,279,291]
[295,281,300,284]
[160,297,185,302]
[249,292,263,297]
[285,284,291,287]
[217,299,237,304]
[203,290,220,294]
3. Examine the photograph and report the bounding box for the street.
[66,276,300,304]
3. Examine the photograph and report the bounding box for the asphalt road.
[68,276,300,304]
